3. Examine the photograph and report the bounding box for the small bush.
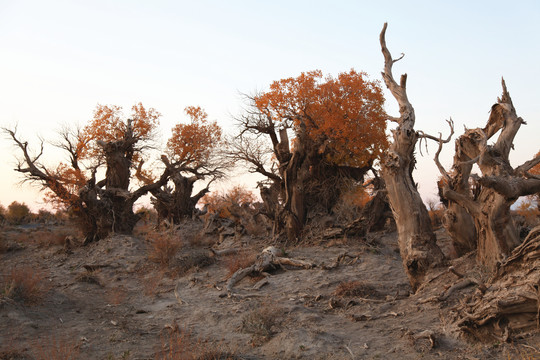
[333,280,381,299]
[224,252,256,277]
[147,230,182,267]
[1,266,50,305]
[241,303,281,344]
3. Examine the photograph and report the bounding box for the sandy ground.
[1,221,539,359]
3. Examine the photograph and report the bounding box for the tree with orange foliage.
[231,69,387,241]
[4,103,170,242]
[137,106,228,223]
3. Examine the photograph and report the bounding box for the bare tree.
[436,80,540,269]
[379,23,445,290]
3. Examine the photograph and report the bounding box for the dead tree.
[379,23,445,290]
[436,80,540,270]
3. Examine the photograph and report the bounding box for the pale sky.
[1,0,539,211]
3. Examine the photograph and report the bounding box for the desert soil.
[1,221,539,359]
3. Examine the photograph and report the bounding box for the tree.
[436,81,540,270]
[232,69,387,241]
[379,23,445,290]
[4,103,170,242]
[6,201,31,224]
[137,106,227,224]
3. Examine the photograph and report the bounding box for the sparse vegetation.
[241,303,282,345]
[156,331,239,360]
[1,266,49,305]
[31,336,80,360]
[146,229,182,267]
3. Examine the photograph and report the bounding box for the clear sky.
[1,0,539,211]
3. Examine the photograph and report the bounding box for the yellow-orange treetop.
[80,103,160,159]
[166,106,222,168]
[254,69,387,167]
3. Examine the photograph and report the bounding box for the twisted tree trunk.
[440,80,540,270]
[379,23,445,290]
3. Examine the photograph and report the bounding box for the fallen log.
[226,246,315,295]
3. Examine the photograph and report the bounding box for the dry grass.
[1,266,50,305]
[224,252,256,277]
[147,230,182,267]
[31,336,80,360]
[156,330,239,360]
[333,280,381,299]
[241,303,282,345]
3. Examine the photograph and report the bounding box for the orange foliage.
[531,150,540,176]
[80,102,160,159]
[254,70,387,167]
[166,106,222,166]
[341,181,374,208]
[200,186,256,219]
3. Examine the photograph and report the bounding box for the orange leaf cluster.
[167,106,222,166]
[200,185,256,219]
[254,70,387,167]
[80,103,160,159]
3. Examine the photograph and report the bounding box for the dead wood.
[436,79,538,270]
[455,225,540,341]
[225,246,315,295]
[379,23,445,290]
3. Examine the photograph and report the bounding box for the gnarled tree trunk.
[379,23,445,290]
[439,80,540,270]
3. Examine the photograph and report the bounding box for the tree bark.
[379,23,445,290]
[440,80,534,270]
[455,225,540,341]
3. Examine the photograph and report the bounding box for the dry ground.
[1,221,539,359]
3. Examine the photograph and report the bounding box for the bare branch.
[515,153,540,176]
[418,119,455,181]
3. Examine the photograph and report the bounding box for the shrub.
[333,280,381,299]
[200,186,256,220]
[5,202,31,225]
[241,303,281,344]
[146,230,182,267]
[224,252,256,277]
[1,266,50,305]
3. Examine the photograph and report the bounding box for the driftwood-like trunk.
[439,80,540,270]
[379,23,444,290]
[456,226,540,341]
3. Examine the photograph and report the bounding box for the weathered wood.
[379,23,445,290]
[225,246,315,295]
[455,226,540,341]
[439,80,534,270]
